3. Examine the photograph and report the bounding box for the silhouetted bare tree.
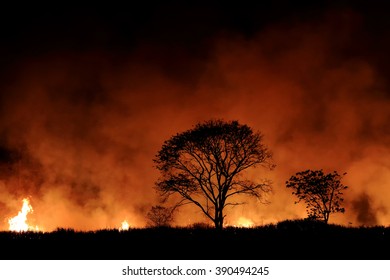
[286,169,348,224]
[153,119,274,230]
[146,205,175,227]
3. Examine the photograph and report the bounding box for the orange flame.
[225,216,255,228]
[235,217,255,228]
[8,198,40,232]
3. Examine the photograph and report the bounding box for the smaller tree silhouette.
[146,205,175,227]
[286,169,348,224]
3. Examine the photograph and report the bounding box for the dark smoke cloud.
[350,192,386,226]
[0,3,389,230]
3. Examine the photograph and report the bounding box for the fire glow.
[0,6,389,231]
[8,198,40,232]
[119,220,130,231]
[235,217,255,228]
[225,217,255,228]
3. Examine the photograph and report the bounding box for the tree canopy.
[146,205,175,227]
[286,169,348,224]
[153,119,274,229]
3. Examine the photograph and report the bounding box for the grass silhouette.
[0,219,388,260]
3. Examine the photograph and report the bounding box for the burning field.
[0,2,389,235]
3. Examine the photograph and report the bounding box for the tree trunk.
[324,212,329,224]
[214,208,224,230]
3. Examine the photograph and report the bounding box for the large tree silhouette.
[153,119,274,230]
[286,169,348,224]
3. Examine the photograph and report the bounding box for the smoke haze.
[0,2,389,230]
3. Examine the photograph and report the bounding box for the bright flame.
[223,216,255,228]
[119,220,130,231]
[8,198,40,232]
[235,217,255,228]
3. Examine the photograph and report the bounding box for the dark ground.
[0,220,388,260]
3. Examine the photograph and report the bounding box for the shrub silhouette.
[286,169,348,223]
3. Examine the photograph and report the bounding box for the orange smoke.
[0,6,388,230]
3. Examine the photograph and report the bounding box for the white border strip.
[0,260,388,280]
